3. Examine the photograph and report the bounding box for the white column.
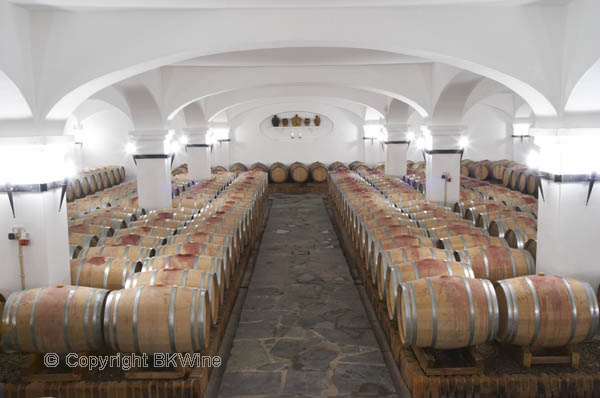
[532,129,600,290]
[385,124,411,177]
[129,130,173,210]
[184,126,211,181]
[0,136,72,298]
[424,125,465,205]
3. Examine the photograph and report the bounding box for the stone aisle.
[218,194,398,397]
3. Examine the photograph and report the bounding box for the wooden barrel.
[460,164,470,177]
[103,285,210,353]
[230,163,248,174]
[427,224,489,240]
[72,178,83,199]
[469,162,489,180]
[349,161,369,172]
[269,162,288,183]
[495,274,599,347]
[107,168,116,186]
[130,219,185,230]
[328,161,348,171]
[85,174,98,194]
[69,245,83,259]
[364,226,428,262]
[398,276,498,349]
[98,234,167,248]
[386,260,475,320]
[376,247,454,286]
[488,218,537,238]
[68,233,99,248]
[155,243,232,282]
[66,182,75,202]
[116,226,176,238]
[249,162,268,173]
[490,160,511,181]
[78,176,91,196]
[141,254,226,292]
[410,209,460,221]
[524,239,536,263]
[309,162,328,182]
[437,234,508,252]
[2,286,108,353]
[476,210,535,229]
[125,269,219,323]
[211,166,227,173]
[369,235,434,276]
[455,246,535,282]
[505,226,537,249]
[375,163,385,172]
[464,203,507,223]
[73,216,127,230]
[418,218,473,229]
[78,245,155,262]
[289,162,309,183]
[70,257,142,290]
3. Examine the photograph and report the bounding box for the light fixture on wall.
[125,142,137,155]
[298,132,303,139]
[0,138,75,217]
[290,132,295,139]
[406,131,415,141]
[458,136,470,149]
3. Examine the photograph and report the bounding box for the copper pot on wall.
[291,114,302,127]
[304,118,311,126]
[282,118,289,127]
[314,115,321,126]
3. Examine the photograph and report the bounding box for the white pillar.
[0,136,72,298]
[424,126,465,205]
[385,124,411,177]
[184,126,211,181]
[532,129,600,290]
[129,130,173,210]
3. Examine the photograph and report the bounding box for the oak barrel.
[385,260,475,319]
[141,254,226,291]
[249,162,268,173]
[70,256,142,290]
[269,162,288,183]
[78,245,155,262]
[289,162,309,183]
[69,233,99,248]
[376,247,454,285]
[309,162,328,182]
[125,269,220,323]
[103,286,210,353]
[398,276,498,348]
[2,286,108,353]
[229,163,248,174]
[495,274,599,347]
[437,234,508,252]
[455,246,535,282]
[505,226,537,249]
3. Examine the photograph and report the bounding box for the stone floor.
[218,194,398,397]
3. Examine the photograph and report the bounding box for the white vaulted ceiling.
[9,0,571,10]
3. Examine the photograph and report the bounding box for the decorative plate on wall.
[260,112,333,142]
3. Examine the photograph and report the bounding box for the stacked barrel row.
[66,172,235,258]
[66,166,126,202]
[328,169,599,353]
[2,171,268,358]
[200,160,369,184]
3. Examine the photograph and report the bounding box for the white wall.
[461,104,511,161]
[65,108,137,180]
[227,102,366,166]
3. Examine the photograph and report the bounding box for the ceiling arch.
[38,7,559,121]
[0,69,32,120]
[190,85,390,122]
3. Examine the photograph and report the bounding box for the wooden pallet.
[514,345,580,369]
[22,353,88,382]
[412,346,484,376]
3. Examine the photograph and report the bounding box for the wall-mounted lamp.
[458,136,470,149]
[125,142,137,155]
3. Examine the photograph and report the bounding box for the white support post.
[129,129,173,210]
[0,136,72,298]
[385,123,411,177]
[424,125,465,205]
[184,126,211,181]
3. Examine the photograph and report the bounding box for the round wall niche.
[260,112,334,142]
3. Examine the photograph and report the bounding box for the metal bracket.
[132,153,173,166]
[59,178,68,212]
[1,180,66,218]
[5,183,15,218]
[511,134,532,143]
[538,171,600,205]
